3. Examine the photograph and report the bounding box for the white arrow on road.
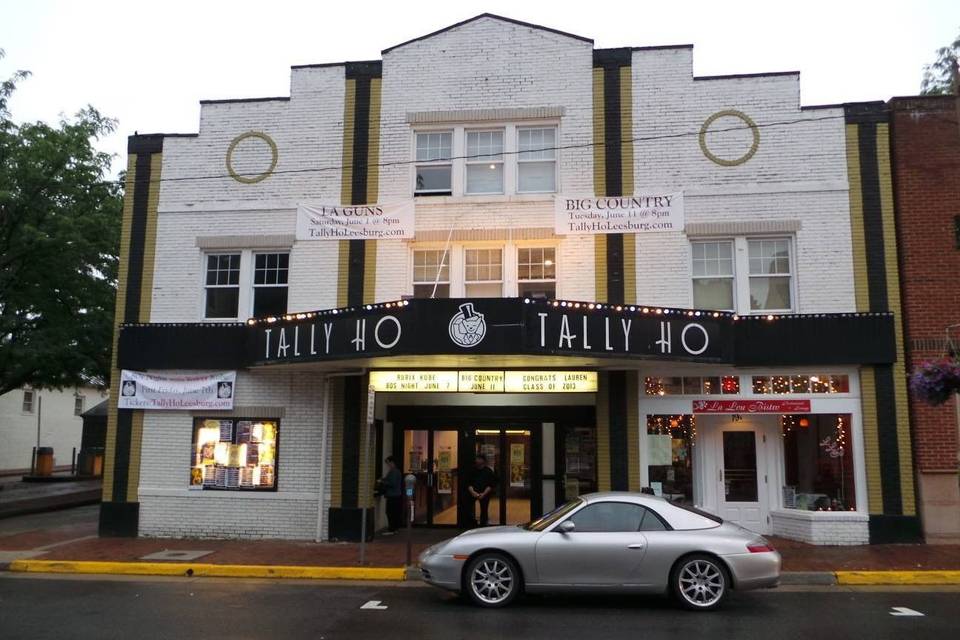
[889,607,924,617]
[361,600,388,610]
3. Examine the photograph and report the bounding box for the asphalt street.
[1,574,958,640]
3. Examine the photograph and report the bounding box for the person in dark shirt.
[379,456,403,534]
[467,454,498,527]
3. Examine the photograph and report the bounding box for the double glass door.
[400,426,535,528]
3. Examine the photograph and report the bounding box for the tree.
[920,30,960,95]
[0,49,123,396]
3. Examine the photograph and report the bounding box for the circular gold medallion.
[698,110,759,166]
[226,131,278,184]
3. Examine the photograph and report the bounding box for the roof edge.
[199,96,290,105]
[382,13,593,54]
[694,70,800,82]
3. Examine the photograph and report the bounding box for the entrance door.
[468,428,534,527]
[401,428,460,526]
[717,429,766,533]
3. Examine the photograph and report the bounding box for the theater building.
[101,14,920,544]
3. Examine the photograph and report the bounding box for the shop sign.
[118,370,236,410]
[503,371,598,393]
[692,399,812,414]
[296,200,415,240]
[555,193,684,236]
[369,370,597,393]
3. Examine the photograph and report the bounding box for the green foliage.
[0,49,123,395]
[920,31,960,95]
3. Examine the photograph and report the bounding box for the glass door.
[468,428,533,527]
[718,430,764,532]
[402,428,459,526]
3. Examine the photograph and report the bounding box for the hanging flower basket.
[909,358,960,406]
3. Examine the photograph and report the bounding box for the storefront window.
[645,376,726,396]
[563,427,597,500]
[646,415,695,504]
[752,374,850,394]
[190,418,278,490]
[781,414,855,511]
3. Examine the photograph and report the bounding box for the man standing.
[467,454,498,527]
[379,456,403,535]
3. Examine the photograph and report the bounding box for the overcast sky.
[2,0,957,176]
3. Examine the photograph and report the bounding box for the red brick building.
[890,95,960,543]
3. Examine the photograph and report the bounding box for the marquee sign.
[368,370,598,393]
[254,298,734,366]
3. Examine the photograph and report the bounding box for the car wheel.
[671,554,729,611]
[464,552,521,608]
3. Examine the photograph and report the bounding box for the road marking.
[889,607,924,617]
[360,600,388,610]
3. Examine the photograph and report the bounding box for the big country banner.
[296,201,415,240]
[118,370,237,410]
[555,193,684,236]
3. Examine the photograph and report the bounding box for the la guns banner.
[296,201,414,240]
[555,193,684,236]
[118,370,237,410]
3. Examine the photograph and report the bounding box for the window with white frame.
[748,238,792,311]
[691,237,794,314]
[464,248,503,297]
[691,240,735,311]
[465,130,504,194]
[74,395,85,416]
[252,252,289,317]
[518,247,556,299]
[414,131,452,195]
[412,250,450,298]
[22,389,34,413]
[517,127,557,193]
[204,253,241,319]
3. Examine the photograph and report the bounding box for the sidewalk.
[3,519,960,583]
[0,475,101,519]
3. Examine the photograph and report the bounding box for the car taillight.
[747,542,775,553]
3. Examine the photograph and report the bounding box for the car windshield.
[523,499,582,531]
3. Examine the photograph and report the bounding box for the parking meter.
[404,473,416,565]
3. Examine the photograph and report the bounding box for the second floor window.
[74,395,85,416]
[518,247,556,299]
[252,253,289,317]
[413,250,450,298]
[464,248,503,297]
[690,237,794,314]
[22,389,34,413]
[517,127,557,193]
[205,254,241,319]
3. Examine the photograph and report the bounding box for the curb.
[6,559,407,581]
[779,571,836,585]
[835,570,960,585]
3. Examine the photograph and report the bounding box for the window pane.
[415,165,452,193]
[569,502,645,532]
[518,161,556,192]
[749,276,792,310]
[205,287,239,318]
[465,282,502,298]
[191,418,278,491]
[413,250,449,283]
[691,241,733,278]
[413,283,450,298]
[640,508,668,531]
[518,127,556,160]
[207,253,241,286]
[466,163,504,194]
[646,414,696,505]
[252,287,288,318]
[748,239,791,275]
[415,132,452,162]
[782,414,855,510]
[254,252,289,287]
[693,278,734,310]
[464,249,502,282]
[466,130,503,160]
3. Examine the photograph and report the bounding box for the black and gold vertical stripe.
[593,49,638,494]
[844,103,919,542]
[100,135,163,536]
[330,62,382,539]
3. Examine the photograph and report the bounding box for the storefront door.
[401,428,461,527]
[714,425,774,534]
[467,428,534,527]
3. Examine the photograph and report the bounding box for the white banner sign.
[296,201,415,240]
[554,193,684,236]
[118,370,237,410]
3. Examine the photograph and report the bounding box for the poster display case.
[190,418,278,491]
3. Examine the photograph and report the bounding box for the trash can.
[78,448,104,476]
[36,447,54,476]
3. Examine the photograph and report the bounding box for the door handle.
[627,543,645,549]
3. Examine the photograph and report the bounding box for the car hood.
[457,525,522,538]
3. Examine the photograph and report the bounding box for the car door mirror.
[557,520,576,534]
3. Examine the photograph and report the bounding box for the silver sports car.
[418,492,780,610]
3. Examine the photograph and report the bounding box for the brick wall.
[890,97,960,473]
